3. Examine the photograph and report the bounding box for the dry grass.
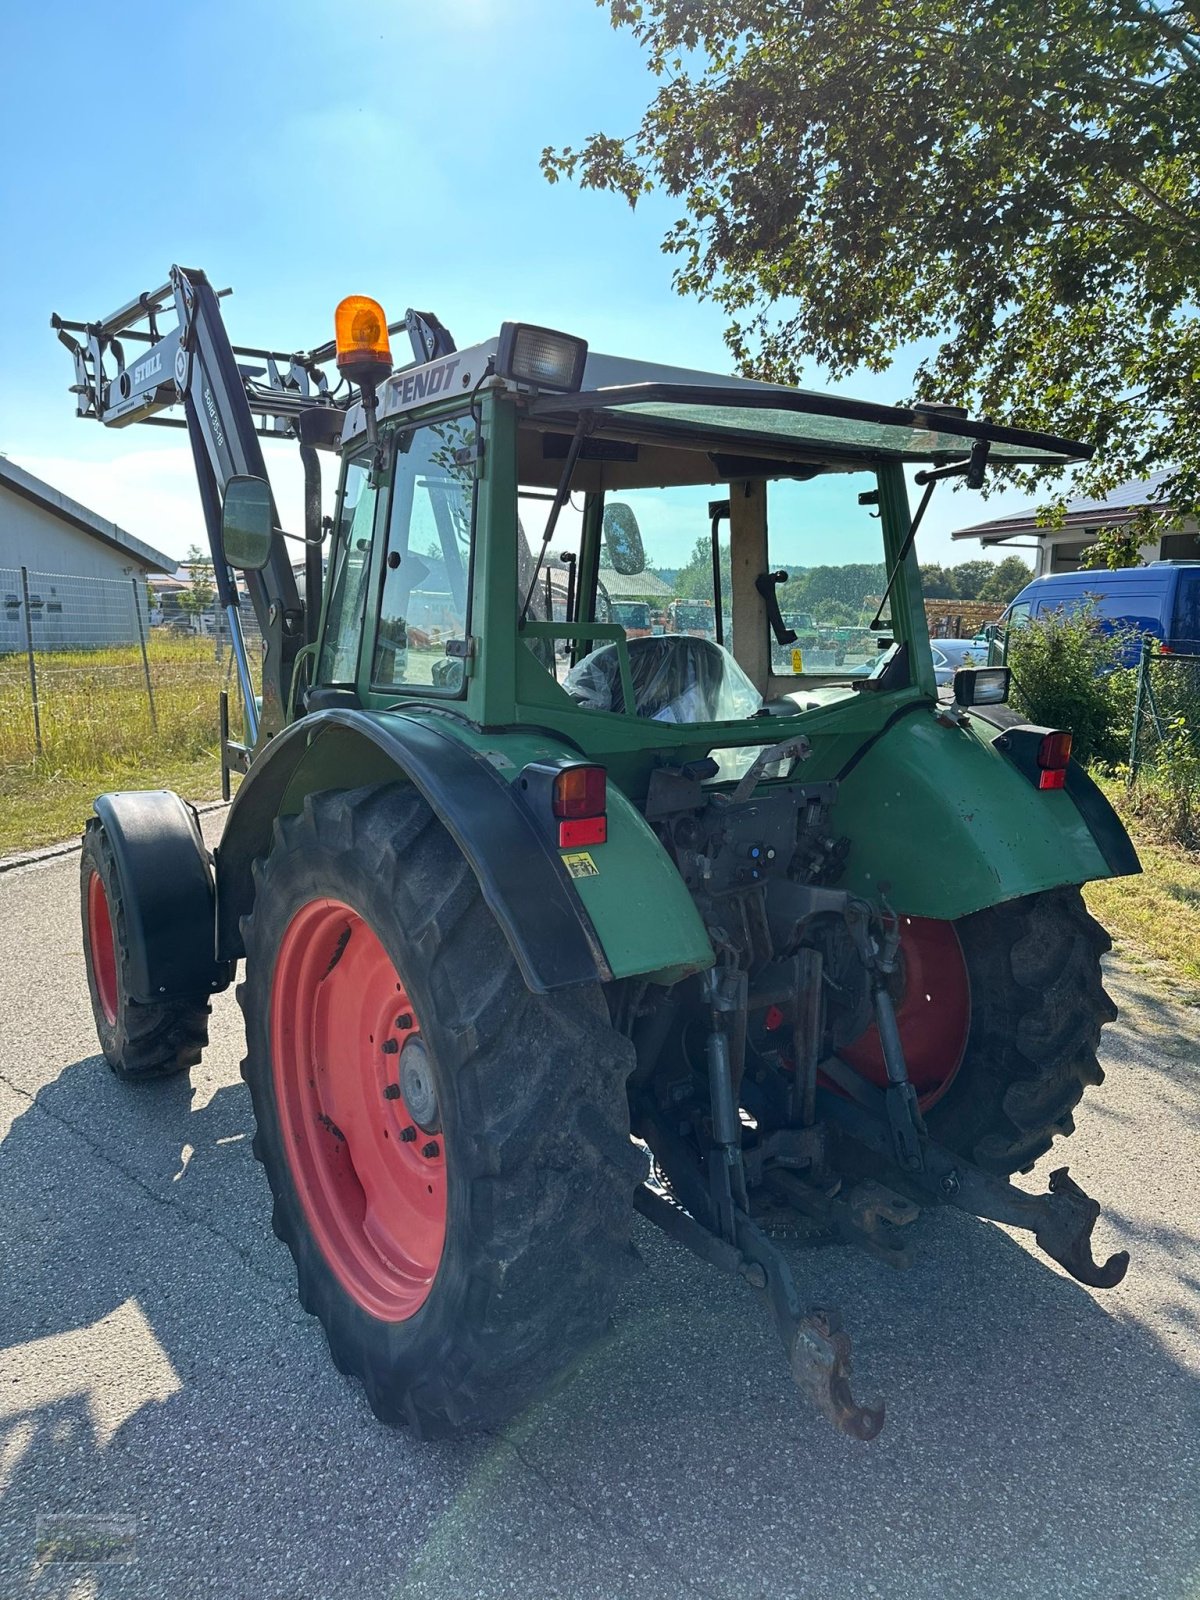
[0,637,243,775]
[0,638,243,855]
[1085,778,1200,1006]
[0,753,227,856]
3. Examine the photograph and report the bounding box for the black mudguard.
[213,709,611,993]
[92,791,231,1004]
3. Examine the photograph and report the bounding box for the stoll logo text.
[133,352,162,387]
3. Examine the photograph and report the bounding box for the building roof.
[0,456,175,573]
[952,469,1176,546]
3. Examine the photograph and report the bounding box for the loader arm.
[52,266,347,735]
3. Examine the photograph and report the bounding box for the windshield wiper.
[518,415,588,628]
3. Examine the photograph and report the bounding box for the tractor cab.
[313,325,1087,795]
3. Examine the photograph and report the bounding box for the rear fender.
[829,708,1140,918]
[215,709,712,993]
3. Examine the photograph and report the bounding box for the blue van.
[999,561,1200,662]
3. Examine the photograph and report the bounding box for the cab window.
[372,416,475,694]
[318,455,376,685]
[766,472,884,678]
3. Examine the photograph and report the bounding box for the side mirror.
[602,502,646,576]
[221,476,274,571]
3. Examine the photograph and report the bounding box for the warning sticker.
[561,852,600,880]
[790,647,804,674]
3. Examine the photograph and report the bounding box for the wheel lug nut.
[400,1125,417,1142]
[421,1140,440,1159]
[383,1083,401,1101]
[396,1014,413,1030]
[382,1039,399,1055]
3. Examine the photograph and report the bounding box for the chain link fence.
[1129,638,1200,780]
[0,566,261,770]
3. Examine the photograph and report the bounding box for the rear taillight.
[1036,730,1072,790]
[552,765,607,847]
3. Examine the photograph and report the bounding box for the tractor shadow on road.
[1,1041,1198,1600]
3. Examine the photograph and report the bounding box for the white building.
[952,470,1200,576]
[0,457,173,651]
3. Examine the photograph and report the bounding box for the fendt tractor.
[54,268,1139,1439]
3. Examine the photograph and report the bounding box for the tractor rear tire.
[80,819,209,1080]
[925,886,1117,1174]
[238,782,642,1437]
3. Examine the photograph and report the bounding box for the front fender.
[830,707,1139,919]
[216,709,712,993]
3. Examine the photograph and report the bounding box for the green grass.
[1085,778,1200,1004]
[0,638,243,855]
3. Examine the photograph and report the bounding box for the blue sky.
[0,0,1040,567]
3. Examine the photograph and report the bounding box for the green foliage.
[977,556,1035,603]
[179,544,216,617]
[1079,526,1149,570]
[943,559,996,601]
[1006,604,1135,765]
[672,535,731,598]
[1117,723,1200,850]
[546,1,1200,519]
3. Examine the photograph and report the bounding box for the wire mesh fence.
[1129,638,1200,780]
[0,566,260,772]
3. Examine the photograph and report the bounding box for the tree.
[919,563,958,599]
[545,1,1200,532]
[946,560,997,601]
[977,555,1034,603]
[672,534,732,598]
[179,544,215,618]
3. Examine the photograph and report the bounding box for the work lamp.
[496,322,588,392]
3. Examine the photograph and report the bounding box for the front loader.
[56,269,1138,1439]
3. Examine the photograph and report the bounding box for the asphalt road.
[1,822,1199,1600]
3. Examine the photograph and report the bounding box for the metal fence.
[1129,638,1200,781]
[0,566,261,766]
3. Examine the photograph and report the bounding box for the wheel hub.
[400,1038,440,1132]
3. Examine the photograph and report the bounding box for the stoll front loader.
[54,268,1138,1439]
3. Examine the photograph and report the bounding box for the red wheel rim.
[270,899,446,1321]
[87,871,119,1026]
[837,916,971,1110]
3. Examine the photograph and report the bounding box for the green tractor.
[56,270,1136,1440]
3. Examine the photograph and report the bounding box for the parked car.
[931,639,987,687]
[997,560,1200,663]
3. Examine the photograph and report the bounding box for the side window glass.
[1006,602,1032,628]
[767,472,884,678]
[318,457,376,684]
[1172,572,1200,650]
[373,417,475,693]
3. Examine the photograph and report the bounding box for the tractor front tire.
[238,783,642,1436]
[926,886,1117,1174]
[80,819,209,1080]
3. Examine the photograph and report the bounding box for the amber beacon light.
[334,295,393,390]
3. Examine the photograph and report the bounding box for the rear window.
[1171,571,1200,652]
